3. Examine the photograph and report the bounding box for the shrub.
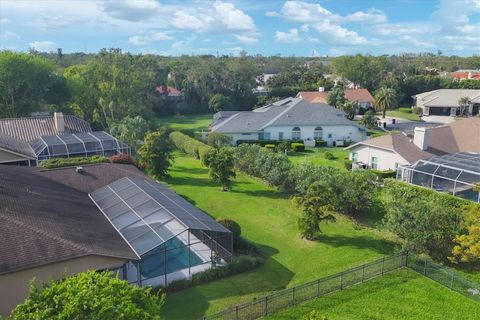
[398,107,412,113]
[109,153,136,165]
[412,107,423,115]
[323,151,335,160]
[315,140,327,147]
[344,159,353,170]
[264,144,275,150]
[169,131,212,160]
[303,310,328,320]
[235,139,303,147]
[217,218,242,247]
[291,142,305,152]
[39,155,109,169]
[275,141,291,153]
[371,169,396,179]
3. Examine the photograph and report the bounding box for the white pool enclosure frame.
[397,152,480,203]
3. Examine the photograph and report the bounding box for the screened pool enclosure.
[89,177,233,287]
[397,152,480,203]
[30,131,130,163]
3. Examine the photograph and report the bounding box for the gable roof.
[0,165,139,275]
[346,117,480,163]
[211,98,364,133]
[0,134,36,159]
[413,89,480,107]
[0,115,92,142]
[297,88,374,104]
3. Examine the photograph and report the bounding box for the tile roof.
[414,89,480,107]
[0,134,36,158]
[347,117,480,163]
[297,88,374,104]
[0,165,139,274]
[0,115,92,142]
[211,98,364,133]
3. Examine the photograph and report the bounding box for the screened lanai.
[397,152,480,203]
[30,131,130,162]
[89,177,233,287]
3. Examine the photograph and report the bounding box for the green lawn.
[287,147,350,170]
[385,109,422,122]
[160,154,397,319]
[266,269,480,320]
[155,114,212,135]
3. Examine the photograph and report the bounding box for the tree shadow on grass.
[230,188,290,200]
[160,243,295,320]
[316,234,396,255]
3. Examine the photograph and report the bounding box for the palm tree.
[374,87,397,119]
[458,96,470,117]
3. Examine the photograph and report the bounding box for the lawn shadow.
[160,243,295,320]
[317,234,396,255]
[357,196,387,228]
[230,188,290,200]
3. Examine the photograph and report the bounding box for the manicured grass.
[385,109,422,122]
[287,147,350,170]
[155,114,212,135]
[159,154,397,319]
[266,269,480,320]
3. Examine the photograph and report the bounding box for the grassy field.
[288,147,350,170]
[160,154,397,319]
[266,269,480,320]
[385,109,422,122]
[155,114,212,134]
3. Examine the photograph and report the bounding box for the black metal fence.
[202,252,407,320]
[407,253,480,303]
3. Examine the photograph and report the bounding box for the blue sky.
[0,0,479,56]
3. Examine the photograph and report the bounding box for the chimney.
[54,112,65,133]
[413,127,430,150]
[318,86,325,92]
[468,72,472,79]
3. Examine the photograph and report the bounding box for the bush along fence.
[202,253,407,320]
[201,252,480,320]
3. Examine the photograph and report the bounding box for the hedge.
[236,139,303,147]
[39,156,109,169]
[315,140,327,147]
[371,170,396,179]
[169,131,212,161]
[291,142,305,152]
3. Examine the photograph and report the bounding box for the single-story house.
[0,163,232,316]
[345,117,480,170]
[0,112,129,165]
[450,70,480,81]
[208,97,368,147]
[156,85,183,100]
[413,89,480,116]
[297,88,374,109]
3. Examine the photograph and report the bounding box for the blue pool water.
[139,237,204,279]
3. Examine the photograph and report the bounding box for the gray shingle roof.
[0,134,36,158]
[0,115,92,142]
[414,89,480,107]
[211,98,363,133]
[0,165,139,274]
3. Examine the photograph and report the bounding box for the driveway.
[378,116,447,132]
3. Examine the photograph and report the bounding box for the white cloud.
[234,32,260,44]
[313,20,367,45]
[171,11,205,30]
[0,31,20,40]
[371,23,440,36]
[265,11,280,17]
[344,8,387,24]
[275,29,302,43]
[280,1,337,23]
[128,31,172,46]
[29,41,58,52]
[102,0,163,21]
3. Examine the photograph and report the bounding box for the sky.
[0,0,479,57]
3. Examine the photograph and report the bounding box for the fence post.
[362,264,365,282]
[316,278,320,297]
[450,271,455,289]
[235,306,239,320]
[423,258,428,276]
[381,257,385,275]
[292,287,295,305]
[340,272,344,290]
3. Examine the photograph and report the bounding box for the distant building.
[208,97,367,146]
[345,117,480,170]
[156,85,183,100]
[0,112,129,165]
[450,70,480,81]
[413,89,480,116]
[297,88,374,109]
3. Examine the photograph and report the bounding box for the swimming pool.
[139,237,204,279]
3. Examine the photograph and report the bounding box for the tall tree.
[341,100,358,120]
[458,96,470,117]
[326,86,346,108]
[108,116,150,153]
[138,127,174,178]
[374,87,397,118]
[203,147,236,191]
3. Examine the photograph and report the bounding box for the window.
[314,127,323,140]
[259,132,271,140]
[292,127,301,140]
[278,132,284,140]
[328,133,333,139]
[351,152,358,162]
[371,157,378,169]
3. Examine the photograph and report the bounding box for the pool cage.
[397,152,480,203]
[89,177,233,287]
[30,131,130,163]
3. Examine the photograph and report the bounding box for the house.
[208,97,368,147]
[0,163,232,316]
[413,89,480,116]
[156,85,183,100]
[450,70,480,81]
[345,117,480,170]
[297,88,374,109]
[0,112,130,165]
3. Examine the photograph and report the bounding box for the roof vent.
[75,166,84,174]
